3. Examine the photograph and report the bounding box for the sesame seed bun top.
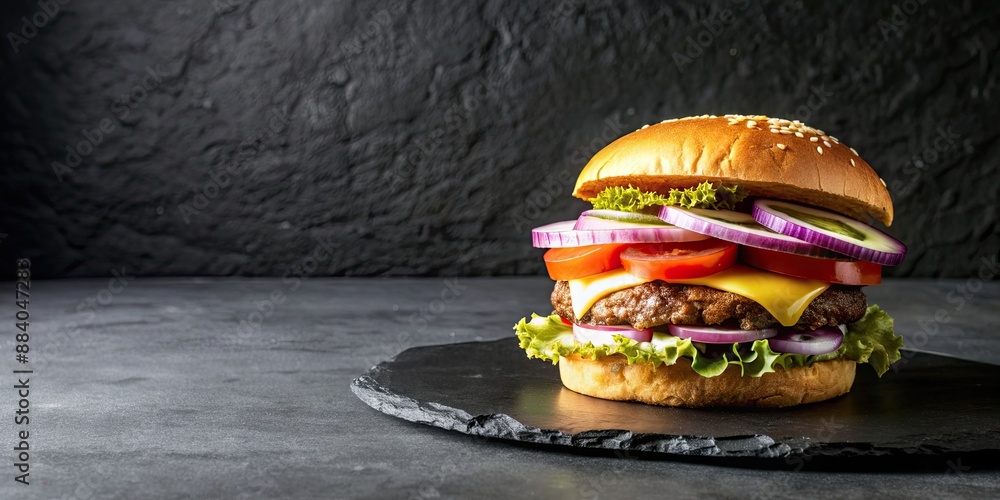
[573,114,894,225]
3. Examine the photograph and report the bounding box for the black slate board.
[352,338,1000,467]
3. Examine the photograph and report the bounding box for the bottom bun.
[558,354,856,408]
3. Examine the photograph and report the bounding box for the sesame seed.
[850,159,856,167]
[780,130,792,134]
[770,128,779,133]
[794,132,804,138]
[641,124,650,129]
[747,120,757,128]
[777,143,786,150]
[817,146,824,155]
[809,137,819,142]
[823,140,832,147]
[880,178,886,186]
[850,147,859,156]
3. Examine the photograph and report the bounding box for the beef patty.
[551,281,867,330]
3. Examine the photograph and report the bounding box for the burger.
[514,114,906,408]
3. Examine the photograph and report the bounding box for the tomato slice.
[544,244,627,280]
[620,239,737,280]
[740,246,881,285]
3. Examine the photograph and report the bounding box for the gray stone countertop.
[2,277,998,499]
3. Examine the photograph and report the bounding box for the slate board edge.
[350,356,997,460]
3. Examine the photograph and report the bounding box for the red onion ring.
[667,324,778,344]
[767,326,844,355]
[573,323,653,344]
[658,206,829,256]
[752,199,906,266]
[531,220,708,248]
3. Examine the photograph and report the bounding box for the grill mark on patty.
[551,281,867,330]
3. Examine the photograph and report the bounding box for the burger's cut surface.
[515,114,906,408]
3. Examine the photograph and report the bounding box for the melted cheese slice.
[568,265,830,327]
[568,269,652,319]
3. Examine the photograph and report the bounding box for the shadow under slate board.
[351,338,1000,469]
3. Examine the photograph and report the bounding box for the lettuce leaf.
[665,182,748,210]
[588,182,748,212]
[588,186,670,212]
[826,305,903,376]
[515,314,578,364]
[513,306,904,378]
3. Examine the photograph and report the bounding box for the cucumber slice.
[580,209,669,226]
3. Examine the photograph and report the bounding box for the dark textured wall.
[1,0,998,278]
